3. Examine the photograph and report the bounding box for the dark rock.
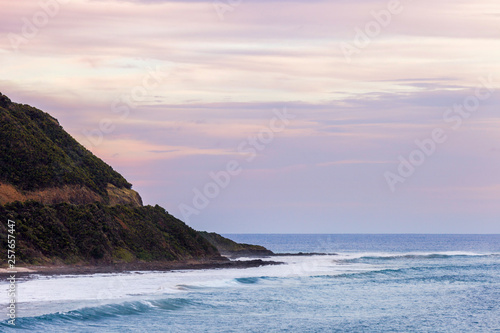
[199,232,275,258]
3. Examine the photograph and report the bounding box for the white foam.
[1,251,494,318]
[0,256,339,304]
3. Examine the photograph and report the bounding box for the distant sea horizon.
[223,233,500,254]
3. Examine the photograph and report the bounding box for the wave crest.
[342,252,497,263]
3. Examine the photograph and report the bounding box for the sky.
[1,0,499,233]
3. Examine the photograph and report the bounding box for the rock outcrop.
[199,232,275,258]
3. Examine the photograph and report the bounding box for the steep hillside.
[0,92,223,266]
[0,201,219,265]
[0,92,276,267]
[0,92,136,205]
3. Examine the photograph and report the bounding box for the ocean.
[1,234,499,332]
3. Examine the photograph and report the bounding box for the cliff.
[0,93,224,265]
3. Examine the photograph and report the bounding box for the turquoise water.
[1,234,500,332]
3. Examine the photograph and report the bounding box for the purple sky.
[1,0,500,233]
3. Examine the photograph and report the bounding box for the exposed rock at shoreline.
[0,258,283,279]
[199,232,275,258]
[271,252,337,256]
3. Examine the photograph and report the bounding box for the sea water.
[1,234,499,332]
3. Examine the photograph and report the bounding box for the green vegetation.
[0,201,219,265]
[0,92,131,196]
[199,231,274,257]
[0,92,272,266]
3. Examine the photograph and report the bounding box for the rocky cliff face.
[106,184,143,206]
[0,182,142,206]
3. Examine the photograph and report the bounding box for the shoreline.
[0,258,283,279]
[0,253,337,279]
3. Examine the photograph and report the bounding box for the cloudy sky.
[1,0,499,233]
